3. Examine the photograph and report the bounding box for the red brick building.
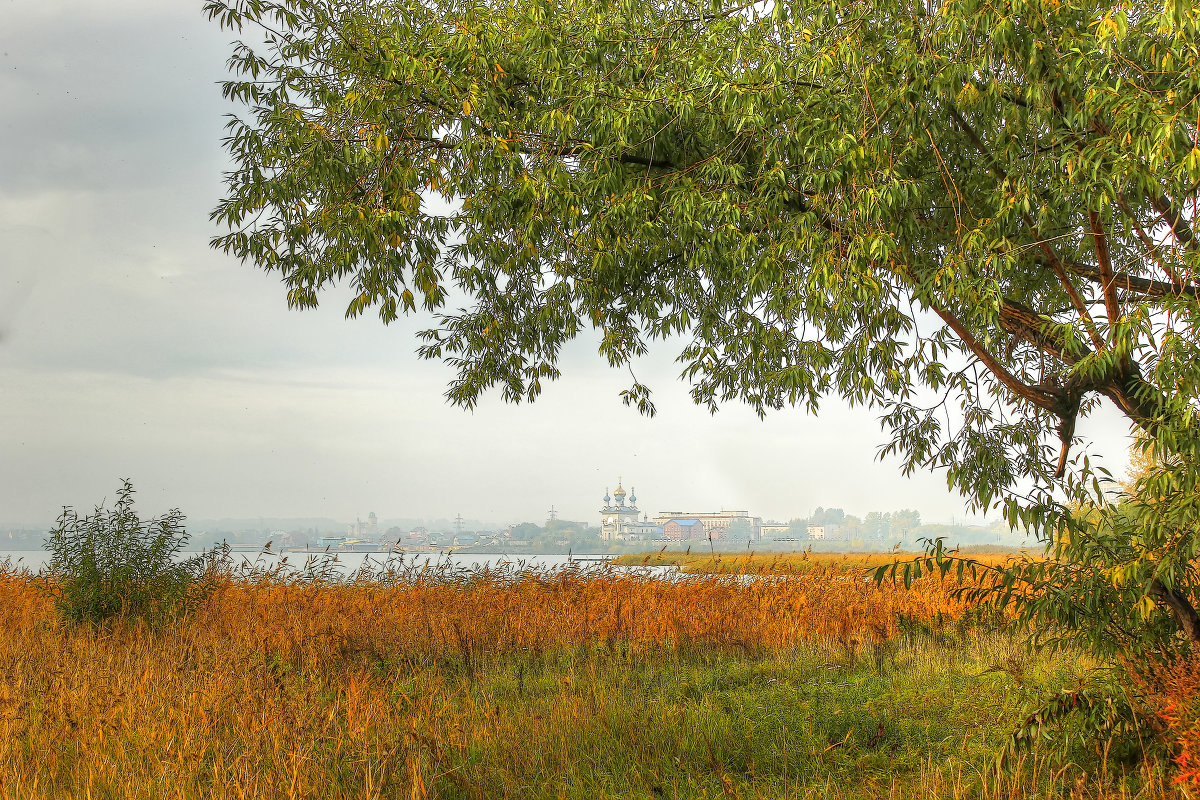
[662,518,706,541]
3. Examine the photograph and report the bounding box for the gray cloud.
[0,3,229,193]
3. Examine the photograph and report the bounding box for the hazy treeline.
[1,507,1022,554]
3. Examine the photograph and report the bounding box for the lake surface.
[0,549,632,577]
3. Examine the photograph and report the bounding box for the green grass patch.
[363,632,1167,798]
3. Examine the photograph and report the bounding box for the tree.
[811,508,845,528]
[724,518,753,539]
[890,509,921,538]
[864,511,892,539]
[206,0,1200,646]
[509,522,542,540]
[786,518,809,538]
[836,514,862,541]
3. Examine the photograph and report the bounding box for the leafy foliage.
[44,481,224,624]
[879,427,1200,658]
[1003,684,1153,771]
[204,0,1200,654]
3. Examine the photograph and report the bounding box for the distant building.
[652,510,763,539]
[662,518,706,541]
[760,523,791,538]
[600,479,644,541]
[599,483,775,542]
[347,513,381,538]
[624,518,662,538]
[807,525,826,540]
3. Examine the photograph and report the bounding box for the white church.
[598,480,661,541]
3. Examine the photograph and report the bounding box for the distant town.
[0,477,1026,555]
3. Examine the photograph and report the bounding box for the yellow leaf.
[1136,595,1155,620]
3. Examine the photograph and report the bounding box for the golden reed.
[0,561,987,799]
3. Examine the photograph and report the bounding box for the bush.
[1133,655,1200,790]
[44,480,224,624]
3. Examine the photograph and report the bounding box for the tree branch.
[928,300,1060,411]
[1112,192,1182,287]
[996,298,1168,427]
[1062,260,1200,300]
[1026,229,1107,353]
[1088,209,1122,326]
[1152,193,1200,253]
[944,103,1106,351]
[997,299,1090,366]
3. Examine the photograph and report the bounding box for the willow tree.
[206,0,1200,649]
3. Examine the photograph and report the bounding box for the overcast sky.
[0,1,1137,529]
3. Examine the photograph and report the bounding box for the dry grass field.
[0,559,1181,799]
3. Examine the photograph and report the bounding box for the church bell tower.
[600,477,640,541]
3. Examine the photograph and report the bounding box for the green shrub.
[44,480,224,624]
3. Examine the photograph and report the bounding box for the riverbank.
[613,549,1033,575]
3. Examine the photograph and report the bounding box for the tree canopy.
[206,0,1200,642]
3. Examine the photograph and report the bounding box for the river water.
[0,549,639,578]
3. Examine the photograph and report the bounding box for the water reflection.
[0,549,674,582]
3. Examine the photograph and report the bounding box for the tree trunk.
[1149,579,1200,642]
